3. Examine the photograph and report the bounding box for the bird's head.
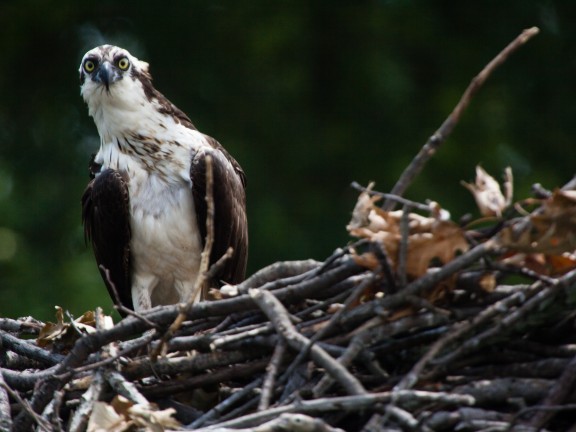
[79,45,152,108]
[79,44,194,139]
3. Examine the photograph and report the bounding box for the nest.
[3,26,576,432]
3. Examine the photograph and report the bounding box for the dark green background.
[1,1,574,320]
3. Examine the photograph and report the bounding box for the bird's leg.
[131,273,158,312]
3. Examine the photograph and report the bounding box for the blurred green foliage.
[1,1,575,320]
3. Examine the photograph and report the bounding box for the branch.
[1,330,64,366]
[207,390,474,430]
[250,288,367,396]
[231,260,322,295]
[384,26,540,209]
[258,340,286,411]
[194,413,346,432]
[0,373,12,432]
[529,353,576,428]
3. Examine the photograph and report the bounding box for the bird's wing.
[190,136,248,290]
[82,169,133,313]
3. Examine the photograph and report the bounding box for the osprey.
[80,45,248,313]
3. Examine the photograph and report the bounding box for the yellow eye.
[117,57,130,70]
[84,59,96,73]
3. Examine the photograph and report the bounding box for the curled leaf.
[462,165,512,217]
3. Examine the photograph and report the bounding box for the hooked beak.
[93,61,122,91]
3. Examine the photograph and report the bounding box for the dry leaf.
[87,401,131,432]
[111,395,134,418]
[499,189,576,254]
[348,193,468,278]
[462,165,512,217]
[37,307,104,350]
[547,254,576,275]
[87,396,180,432]
[37,306,68,348]
[502,252,576,277]
[351,251,380,270]
[478,273,497,293]
[406,221,469,277]
[347,186,382,232]
[128,404,181,430]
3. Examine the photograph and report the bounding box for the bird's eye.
[117,57,130,71]
[83,59,96,73]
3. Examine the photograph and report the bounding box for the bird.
[79,44,248,313]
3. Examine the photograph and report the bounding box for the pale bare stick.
[384,27,540,210]
[258,340,287,411]
[195,153,216,303]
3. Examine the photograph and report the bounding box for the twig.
[372,241,397,292]
[384,27,540,210]
[1,366,60,391]
[99,265,159,327]
[434,268,576,367]
[210,323,273,350]
[250,288,367,396]
[279,274,378,393]
[2,381,51,432]
[313,326,380,398]
[122,350,260,381]
[195,413,346,432]
[233,260,321,295]
[361,413,387,432]
[488,261,556,285]
[393,272,549,391]
[73,329,159,374]
[509,404,576,431]
[0,317,43,335]
[384,405,418,430]
[190,377,263,428]
[105,369,149,405]
[528,348,576,428]
[450,377,550,406]
[0,373,12,432]
[195,152,216,302]
[341,240,497,328]
[204,247,235,288]
[48,390,64,432]
[1,330,65,366]
[398,204,410,287]
[217,391,261,423]
[140,360,267,399]
[351,181,433,213]
[68,370,105,432]
[510,174,576,239]
[259,340,287,411]
[205,390,474,430]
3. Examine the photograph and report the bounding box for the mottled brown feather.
[82,169,133,314]
[190,136,248,290]
[130,67,196,130]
